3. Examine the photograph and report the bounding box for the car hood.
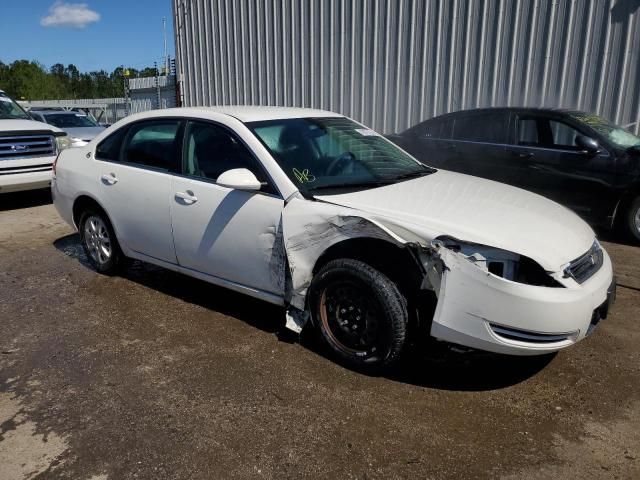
[315,170,595,271]
[0,118,63,133]
[63,126,105,141]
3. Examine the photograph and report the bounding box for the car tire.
[79,208,123,275]
[626,196,640,243]
[309,258,408,370]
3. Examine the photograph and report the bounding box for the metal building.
[173,0,640,134]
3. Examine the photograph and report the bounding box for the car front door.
[93,119,183,263]
[506,114,616,223]
[170,120,285,295]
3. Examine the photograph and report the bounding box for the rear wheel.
[626,196,640,243]
[309,259,408,370]
[79,209,123,274]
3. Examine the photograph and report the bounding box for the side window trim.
[180,119,283,198]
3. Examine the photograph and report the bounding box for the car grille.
[564,241,603,284]
[0,163,52,176]
[0,134,56,160]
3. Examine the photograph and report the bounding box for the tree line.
[0,60,161,101]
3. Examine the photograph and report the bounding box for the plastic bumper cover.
[429,247,614,355]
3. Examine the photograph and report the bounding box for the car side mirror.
[216,168,262,191]
[575,135,600,155]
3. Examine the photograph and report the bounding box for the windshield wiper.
[389,168,435,182]
[307,179,395,192]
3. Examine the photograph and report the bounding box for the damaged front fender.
[280,197,428,331]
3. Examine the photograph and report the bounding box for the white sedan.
[52,107,616,369]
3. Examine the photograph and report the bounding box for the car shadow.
[54,232,553,391]
[0,188,52,211]
[53,233,286,335]
[385,344,556,391]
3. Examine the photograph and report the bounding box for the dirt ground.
[0,189,639,480]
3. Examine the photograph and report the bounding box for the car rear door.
[394,117,455,168]
[170,120,285,295]
[506,114,617,223]
[93,119,183,263]
[446,111,511,182]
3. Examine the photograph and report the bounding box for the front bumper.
[429,247,615,355]
[0,167,53,193]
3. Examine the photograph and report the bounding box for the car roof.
[132,106,342,123]
[423,107,587,121]
[189,106,341,122]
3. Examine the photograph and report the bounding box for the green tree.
[0,59,168,100]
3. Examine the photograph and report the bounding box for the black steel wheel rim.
[319,279,382,357]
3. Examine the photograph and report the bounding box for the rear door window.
[95,127,128,161]
[452,113,507,143]
[121,120,182,171]
[411,118,453,139]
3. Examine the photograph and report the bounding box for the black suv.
[388,108,640,241]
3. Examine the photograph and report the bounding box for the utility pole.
[163,17,169,76]
[154,61,161,109]
[122,65,129,117]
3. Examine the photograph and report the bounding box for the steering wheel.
[326,152,356,176]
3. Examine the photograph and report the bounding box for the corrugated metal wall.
[173,0,640,134]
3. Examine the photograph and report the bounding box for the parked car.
[30,110,105,147]
[52,107,615,369]
[388,108,640,241]
[0,90,71,193]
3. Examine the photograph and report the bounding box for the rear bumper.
[0,167,53,193]
[51,178,76,229]
[429,247,615,356]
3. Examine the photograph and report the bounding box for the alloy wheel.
[83,215,112,265]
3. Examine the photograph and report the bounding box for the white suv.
[0,90,71,193]
[52,107,615,369]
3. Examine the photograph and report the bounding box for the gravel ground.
[1,189,639,480]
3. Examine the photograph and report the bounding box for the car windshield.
[43,113,99,128]
[248,117,433,193]
[570,112,640,149]
[0,92,30,120]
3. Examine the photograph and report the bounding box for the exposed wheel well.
[311,237,437,334]
[312,238,425,299]
[72,195,109,229]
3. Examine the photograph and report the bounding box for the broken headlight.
[434,237,562,288]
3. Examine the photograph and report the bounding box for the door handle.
[100,173,118,185]
[175,191,198,204]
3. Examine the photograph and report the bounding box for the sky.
[0,1,175,73]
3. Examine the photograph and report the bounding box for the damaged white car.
[52,107,616,369]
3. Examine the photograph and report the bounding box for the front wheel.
[79,209,123,274]
[309,259,408,370]
[626,196,640,243]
